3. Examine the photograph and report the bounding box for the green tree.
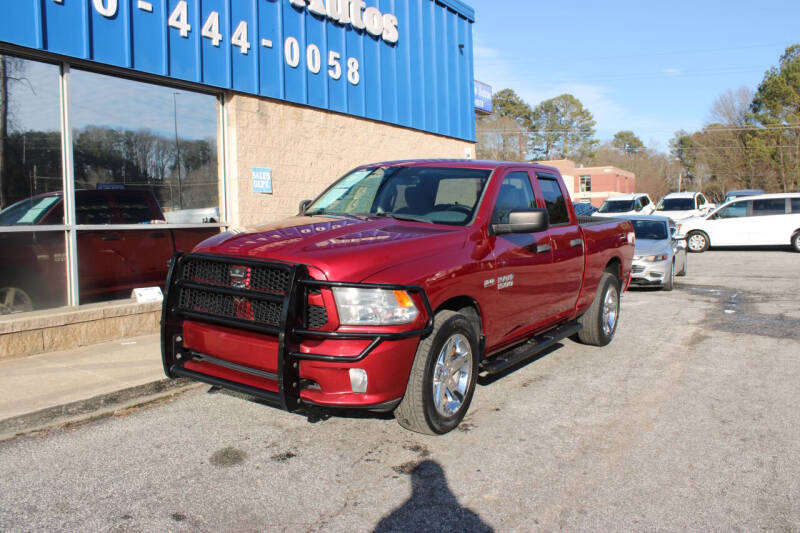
[750,44,800,193]
[475,89,534,161]
[491,88,534,128]
[530,94,598,162]
[612,130,645,155]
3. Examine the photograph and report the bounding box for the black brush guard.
[161,252,434,411]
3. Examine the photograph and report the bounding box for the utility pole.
[677,172,682,193]
[173,92,183,210]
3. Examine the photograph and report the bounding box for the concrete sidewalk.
[0,334,195,439]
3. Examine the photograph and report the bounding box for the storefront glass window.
[70,70,222,304]
[0,55,66,314]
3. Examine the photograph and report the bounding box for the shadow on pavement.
[374,460,493,533]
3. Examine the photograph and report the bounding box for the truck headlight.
[332,288,419,325]
[634,254,668,262]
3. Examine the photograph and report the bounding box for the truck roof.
[354,159,560,172]
[663,191,701,199]
[606,193,649,201]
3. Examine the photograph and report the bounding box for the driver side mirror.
[298,199,312,214]
[492,209,549,235]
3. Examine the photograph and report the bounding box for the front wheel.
[687,231,709,253]
[663,261,675,291]
[577,272,620,346]
[395,310,479,435]
[792,232,800,253]
[0,286,35,315]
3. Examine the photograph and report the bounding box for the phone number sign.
[1,0,477,142]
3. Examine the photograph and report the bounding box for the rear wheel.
[395,310,479,435]
[687,231,709,253]
[577,272,620,346]
[792,232,800,253]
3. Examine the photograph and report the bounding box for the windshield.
[631,220,668,240]
[0,196,61,226]
[598,200,635,213]
[658,198,695,211]
[305,166,491,226]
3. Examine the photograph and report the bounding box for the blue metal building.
[1,0,476,141]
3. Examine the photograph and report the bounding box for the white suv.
[656,192,713,220]
[677,193,800,253]
[595,194,655,217]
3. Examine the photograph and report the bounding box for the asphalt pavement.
[0,249,798,531]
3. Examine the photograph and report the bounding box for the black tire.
[663,261,675,291]
[792,232,800,253]
[687,231,709,253]
[395,310,479,435]
[577,272,620,346]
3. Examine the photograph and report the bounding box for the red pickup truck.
[162,161,634,434]
[0,189,218,313]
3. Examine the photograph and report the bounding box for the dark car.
[573,202,598,216]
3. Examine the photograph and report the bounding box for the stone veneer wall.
[223,93,476,228]
[0,301,161,359]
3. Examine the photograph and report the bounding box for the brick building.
[540,160,636,207]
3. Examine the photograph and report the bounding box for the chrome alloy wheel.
[601,285,619,337]
[432,333,473,417]
[688,233,706,252]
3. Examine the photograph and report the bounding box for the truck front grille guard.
[161,252,434,411]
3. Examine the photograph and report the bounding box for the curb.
[0,378,202,443]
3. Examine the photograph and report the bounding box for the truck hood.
[655,209,696,220]
[193,216,467,282]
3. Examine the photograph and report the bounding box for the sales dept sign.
[252,168,273,194]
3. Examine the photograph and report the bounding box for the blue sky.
[470,0,800,152]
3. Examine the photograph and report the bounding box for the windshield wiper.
[306,210,371,221]
[372,212,434,224]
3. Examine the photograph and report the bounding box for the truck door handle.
[536,244,551,253]
[101,234,119,241]
[570,239,583,248]
[148,232,167,239]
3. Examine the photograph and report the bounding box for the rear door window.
[752,198,786,216]
[536,175,570,225]
[792,198,800,213]
[116,193,157,224]
[75,193,113,225]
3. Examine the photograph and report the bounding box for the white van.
[676,193,800,253]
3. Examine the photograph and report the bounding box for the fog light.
[349,368,368,393]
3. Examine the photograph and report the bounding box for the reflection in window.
[70,69,220,224]
[493,172,536,224]
[537,176,570,224]
[0,55,66,314]
[0,56,63,221]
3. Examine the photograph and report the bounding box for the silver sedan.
[621,215,688,291]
